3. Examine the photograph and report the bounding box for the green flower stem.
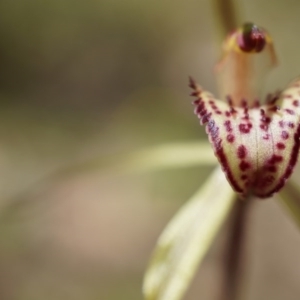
[221,198,252,300]
[213,0,242,39]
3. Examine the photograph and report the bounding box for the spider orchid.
[143,23,300,300]
[191,23,300,199]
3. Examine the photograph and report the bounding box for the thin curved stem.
[213,0,242,39]
[220,198,252,300]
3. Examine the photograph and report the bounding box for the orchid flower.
[143,23,300,300]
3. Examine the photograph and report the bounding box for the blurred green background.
[1,0,300,299]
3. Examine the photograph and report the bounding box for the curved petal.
[143,167,236,300]
[190,77,300,198]
[113,142,216,173]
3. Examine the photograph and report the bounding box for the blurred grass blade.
[143,167,236,300]
[107,141,216,174]
[277,180,300,228]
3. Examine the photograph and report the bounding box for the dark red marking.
[268,154,283,165]
[241,99,247,107]
[268,105,279,112]
[279,120,285,128]
[253,100,260,108]
[227,134,235,143]
[226,95,233,106]
[281,131,289,140]
[267,166,277,172]
[268,124,300,196]
[276,142,285,150]
[193,99,200,105]
[260,124,268,131]
[199,107,207,116]
[207,119,243,193]
[263,134,270,140]
[293,100,299,107]
[239,160,251,171]
[285,108,295,115]
[216,110,222,114]
[224,120,232,132]
[260,175,275,186]
[239,123,252,134]
[190,91,199,97]
[288,122,295,128]
[237,145,247,159]
[225,111,231,117]
[241,175,248,180]
[201,113,212,124]
[230,107,237,114]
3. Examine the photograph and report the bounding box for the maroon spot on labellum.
[193,99,200,105]
[261,175,275,186]
[279,120,285,128]
[285,108,295,115]
[230,107,237,114]
[227,134,235,143]
[224,120,232,132]
[239,160,251,171]
[199,108,207,116]
[201,113,212,124]
[209,100,214,105]
[260,124,268,131]
[225,111,231,117]
[253,100,260,108]
[241,99,247,107]
[265,117,271,123]
[226,95,233,106]
[237,145,247,159]
[288,122,295,128]
[241,175,248,180]
[267,166,277,172]
[293,100,299,107]
[260,109,265,116]
[194,102,204,113]
[268,154,283,165]
[268,105,279,112]
[239,123,252,134]
[263,134,270,140]
[216,110,222,115]
[276,142,285,150]
[281,131,289,140]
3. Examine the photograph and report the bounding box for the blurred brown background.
[1,0,300,299]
